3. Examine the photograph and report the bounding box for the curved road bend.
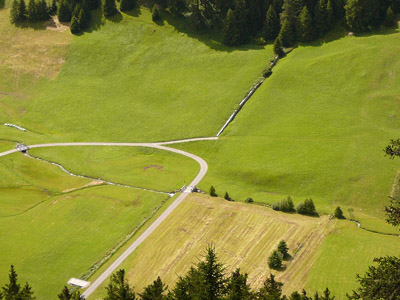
[0,138,216,298]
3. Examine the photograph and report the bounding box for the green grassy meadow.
[174,27,400,232]
[0,152,169,299]
[30,146,199,192]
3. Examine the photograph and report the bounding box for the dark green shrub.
[245,197,254,203]
[297,198,318,216]
[209,185,217,197]
[334,206,345,219]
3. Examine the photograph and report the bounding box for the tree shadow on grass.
[162,11,265,53]
[124,5,141,18]
[107,11,123,23]
[86,8,104,32]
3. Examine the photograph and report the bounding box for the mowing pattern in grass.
[3,8,272,143]
[88,194,334,299]
[174,28,400,231]
[305,221,400,299]
[0,153,169,300]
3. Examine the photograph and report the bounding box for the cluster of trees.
[102,0,137,17]
[272,197,318,216]
[0,265,35,300]
[10,0,53,23]
[57,0,96,33]
[268,240,289,270]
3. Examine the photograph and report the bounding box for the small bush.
[268,250,282,270]
[272,196,295,212]
[334,206,345,219]
[209,185,217,197]
[245,197,254,203]
[297,198,318,216]
[262,67,272,78]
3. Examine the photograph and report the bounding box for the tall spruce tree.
[273,36,284,56]
[223,8,240,45]
[225,269,253,300]
[167,0,186,15]
[120,0,136,12]
[267,250,283,270]
[58,0,71,22]
[2,266,35,300]
[278,18,294,47]
[257,274,283,300]
[36,0,49,20]
[105,269,136,300]
[263,5,280,40]
[326,0,333,28]
[26,0,37,21]
[10,0,20,23]
[297,5,312,41]
[139,277,167,300]
[385,6,396,26]
[234,0,249,44]
[314,0,328,36]
[70,14,81,33]
[103,0,117,17]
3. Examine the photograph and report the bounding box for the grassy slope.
[306,222,400,299]
[1,8,272,143]
[174,28,400,232]
[0,152,169,299]
[30,146,199,192]
[89,194,335,299]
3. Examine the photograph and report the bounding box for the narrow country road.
[0,137,217,299]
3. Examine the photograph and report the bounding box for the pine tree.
[278,19,294,47]
[263,5,280,40]
[58,0,71,22]
[277,240,289,258]
[78,8,89,30]
[224,192,231,201]
[334,206,345,219]
[297,5,312,42]
[273,36,284,56]
[320,288,334,300]
[234,0,249,44]
[26,0,37,21]
[120,0,136,12]
[385,7,396,27]
[37,0,49,21]
[314,0,328,36]
[86,0,99,10]
[50,0,57,15]
[18,0,27,21]
[58,286,72,300]
[20,283,35,300]
[105,269,136,300]
[225,269,253,300]
[223,8,240,45]
[2,266,20,299]
[209,185,217,197]
[139,277,167,300]
[10,0,20,23]
[103,0,117,17]
[167,0,186,16]
[152,5,161,21]
[258,274,283,300]
[326,0,333,28]
[196,246,226,300]
[268,250,283,270]
[70,15,81,33]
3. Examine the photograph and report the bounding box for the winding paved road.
[0,137,217,299]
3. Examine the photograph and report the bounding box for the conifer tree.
[103,0,117,17]
[26,0,37,21]
[18,0,27,21]
[10,0,20,23]
[314,0,328,36]
[268,250,283,270]
[326,0,333,28]
[50,0,57,15]
[2,266,20,299]
[58,286,83,300]
[105,269,136,300]
[78,7,89,30]
[209,185,217,197]
[139,277,167,300]
[277,240,289,258]
[120,0,136,12]
[297,5,312,42]
[167,0,186,16]
[320,288,334,300]
[223,8,240,45]
[86,0,99,10]
[278,18,294,47]
[70,14,81,33]
[385,6,396,27]
[37,0,49,20]
[263,5,280,40]
[152,5,161,21]
[334,206,345,219]
[273,36,284,56]
[234,0,249,44]
[225,269,253,300]
[58,0,71,22]
[224,192,231,201]
[258,274,283,300]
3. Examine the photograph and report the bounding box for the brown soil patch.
[143,165,163,171]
